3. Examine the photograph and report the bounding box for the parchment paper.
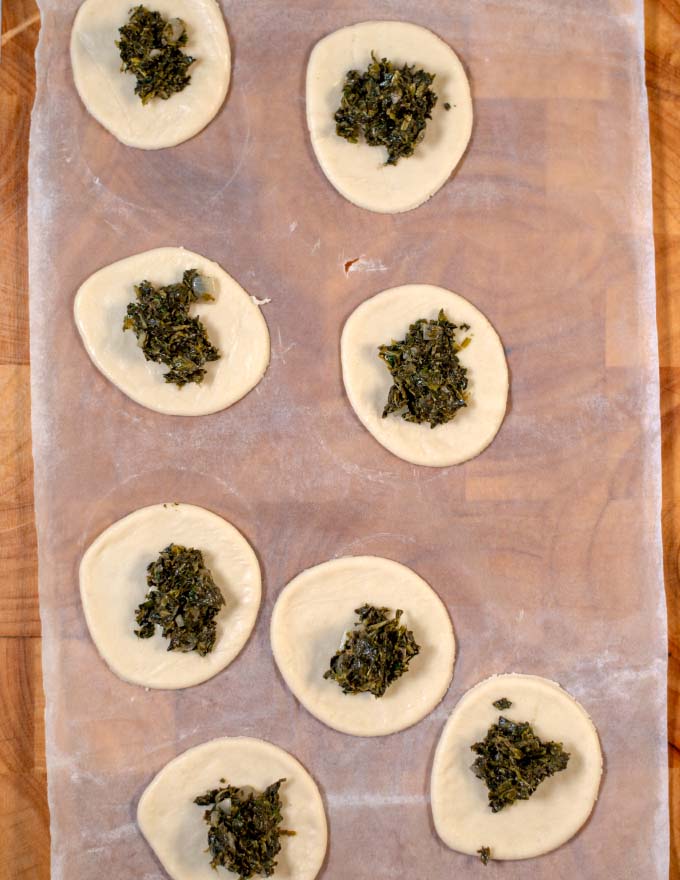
[28,1,668,877]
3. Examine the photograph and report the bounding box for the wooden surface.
[0,1,677,877]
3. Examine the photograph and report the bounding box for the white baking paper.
[29,1,668,876]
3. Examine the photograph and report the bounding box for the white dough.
[341,284,508,467]
[79,503,261,689]
[431,674,603,861]
[306,21,473,213]
[138,736,328,880]
[74,247,270,416]
[70,0,230,149]
[270,555,455,737]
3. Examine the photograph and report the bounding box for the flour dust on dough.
[270,555,455,737]
[138,736,328,880]
[431,673,603,861]
[306,21,473,213]
[341,284,508,467]
[71,0,230,149]
[80,503,261,689]
[74,246,270,416]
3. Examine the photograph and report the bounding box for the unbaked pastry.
[306,21,473,213]
[341,284,508,467]
[430,673,603,861]
[74,246,270,416]
[70,0,230,149]
[138,736,327,880]
[270,555,455,737]
[79,503,261,689]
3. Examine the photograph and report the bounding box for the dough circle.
[306,21,473,213]
[70,0,230,149]
[79,503,261,689]
[430,673,603,861]
[341,284,508,467]
[74,246,270,416]
[138,736,328,880]
[270,555,455,737]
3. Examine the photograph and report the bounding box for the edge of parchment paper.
[628,1,669,875]
[28,2,63,876]
[25,1,671,878]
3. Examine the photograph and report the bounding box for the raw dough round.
[71,0,230,149]
[74,246,270,416]
[431,674,603,861]
[79,503,261,689]
[270,555,455,737]
[138,736,328,880]
[341,284,508,467]
[306,21,473,213]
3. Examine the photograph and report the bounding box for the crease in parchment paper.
[29,1,667,877]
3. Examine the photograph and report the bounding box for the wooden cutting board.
[0,1,676,877]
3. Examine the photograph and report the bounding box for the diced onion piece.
[192,274,218,296]
[163,18,186,45]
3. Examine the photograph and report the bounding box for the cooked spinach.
[378,309,471,428]
[123,268,220,387]
[134,543,224,655]
[334,52,438,164]
[471,716,570,812]
[194,779,295,878]
[117,6,195,104]
[324,604,420,697]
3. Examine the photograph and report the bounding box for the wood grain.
[647,0,680,875]
[0,1,676,877]
[0,2,45,879]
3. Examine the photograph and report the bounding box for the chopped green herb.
[493,697,512,710]
[477,846,491,865]
[117,5,195,104]
[134,544,224,655]
[123,268,220,387]
[444,101,452,111]
[334,52,438,165]
[324,604,420,697]
[471,716,570,813]
[378,309,471,428]
[194,779,295,879]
